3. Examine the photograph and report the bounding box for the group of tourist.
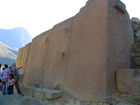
[0,63,23,95]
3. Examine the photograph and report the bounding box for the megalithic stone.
[16,0,134,103]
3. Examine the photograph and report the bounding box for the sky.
[0,0,139,38]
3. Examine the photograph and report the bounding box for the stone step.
[116,69,140,95]
[21,86,34,97]
[21,86,63,101]
[34,88,63,101]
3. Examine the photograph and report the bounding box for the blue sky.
[0,0,139,38]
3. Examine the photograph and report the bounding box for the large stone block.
[16,43,31,74]
[34,88,63,101]
[16,0,134,102]
[21,86,34,97]
[116,69,133,94]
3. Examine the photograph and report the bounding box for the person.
[2,64,11,95]
[9,67,12,70]
[2,68,5,76]
[2,68,5,74]
[3,64,11,79]
[11,63,23,95]
[6,74,15,95]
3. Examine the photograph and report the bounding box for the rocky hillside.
[0,27,32,51]
[0,41,17,66]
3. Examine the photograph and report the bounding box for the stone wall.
[16,43,31,74]
[106,0,134,97]
[16,0,134,103]
[131,18,140,68]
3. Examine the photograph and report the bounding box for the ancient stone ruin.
[16,0,134,104]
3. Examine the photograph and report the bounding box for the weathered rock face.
[16,43,31,74]
[16,0,134,102]
[116,69,133,94]
[107,0,134,97]
[131,18,140,68]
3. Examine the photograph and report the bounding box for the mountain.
[0,41,17,66]
[0,27,32,51]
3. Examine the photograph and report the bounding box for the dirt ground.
[0,94,44,105]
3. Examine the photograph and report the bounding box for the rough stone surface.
[131,17,140,69]
[131,17,140,25]
[21,86,34,97]
[115,0,126,14]
[34,88,63,100]
[16,0,134,102]
[116,69,133,94]
[16,43,31,74]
